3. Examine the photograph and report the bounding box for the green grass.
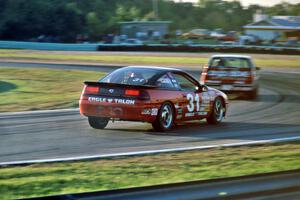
[0,67,105,112]
[0,52,207,65]
[0,142,299,199]
[256,59,300,68]
[0,49,19,53]
[0,49,299,68]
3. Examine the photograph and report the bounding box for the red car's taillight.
[125,89,140,96]
[125,89,150,100]
[84,85,99,95]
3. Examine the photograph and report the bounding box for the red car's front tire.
[207,97,225,124]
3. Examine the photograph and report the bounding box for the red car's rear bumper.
[79,97,158,123]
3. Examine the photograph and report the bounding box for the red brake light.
[84,86,99,94]
[125,89,139,96]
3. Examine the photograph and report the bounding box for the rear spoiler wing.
[84,81,157,90]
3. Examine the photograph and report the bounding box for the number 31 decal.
[187,93,200,112]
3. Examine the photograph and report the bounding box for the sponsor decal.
[199,106,209,112]
[196,111,208,115]
[185,112,194,117]
[185,111,207,117]
[151,108,158,116]
[203,100,210,104]
[88,97,135,105]
[176,115,182,119]
[208,71,250,77]
[141,109,151,115]
[208,71,227,77]
[199,104,210,111]
[131,77,146,83]
[108,89,114,94]
[230,71,250,77]
[142,108,158,116]
[177,108,183,114]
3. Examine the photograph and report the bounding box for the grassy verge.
[0,52,207,65]
[0,67,105,112]
[0,49,299,68]
[0,142,299,199]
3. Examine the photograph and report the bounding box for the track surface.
[0,62,300,163]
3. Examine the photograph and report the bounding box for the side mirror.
[196,84,208,92]
[256,67,261,70]
[201,85,208,92]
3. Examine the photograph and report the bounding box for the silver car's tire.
[248,88,258,100]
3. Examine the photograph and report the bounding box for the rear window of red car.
[100,67,160,86]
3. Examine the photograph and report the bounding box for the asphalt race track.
[0,62,300,163]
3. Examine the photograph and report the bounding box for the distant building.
[119,21,172,39]
[243,13,300,42]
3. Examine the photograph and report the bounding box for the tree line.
[0,0,299,42]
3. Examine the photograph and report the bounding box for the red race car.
[80,66,228,131]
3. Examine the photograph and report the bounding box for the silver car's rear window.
[210,57,252,69]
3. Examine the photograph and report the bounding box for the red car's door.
[171,73,210,121]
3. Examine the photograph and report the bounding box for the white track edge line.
[1,136,300,166]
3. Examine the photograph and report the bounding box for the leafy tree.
[0,0,299,41]
[114,4,141,22]
[86,12,102,41]
[202,12,228,30]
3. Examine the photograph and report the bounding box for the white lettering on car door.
[187,93,194,112]
[185,93,209,116]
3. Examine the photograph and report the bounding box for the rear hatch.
[79,82,154,118]
[206,67,252,84]
[80,81,152,103]
[203,57,254,89]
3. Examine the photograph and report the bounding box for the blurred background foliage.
[0,0,299,42]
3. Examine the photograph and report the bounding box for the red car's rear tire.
[152,102,174,132]
[88,117,109,129]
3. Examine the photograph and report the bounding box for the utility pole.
[152,0,159,20]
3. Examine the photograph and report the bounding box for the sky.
[173,0,300,7]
